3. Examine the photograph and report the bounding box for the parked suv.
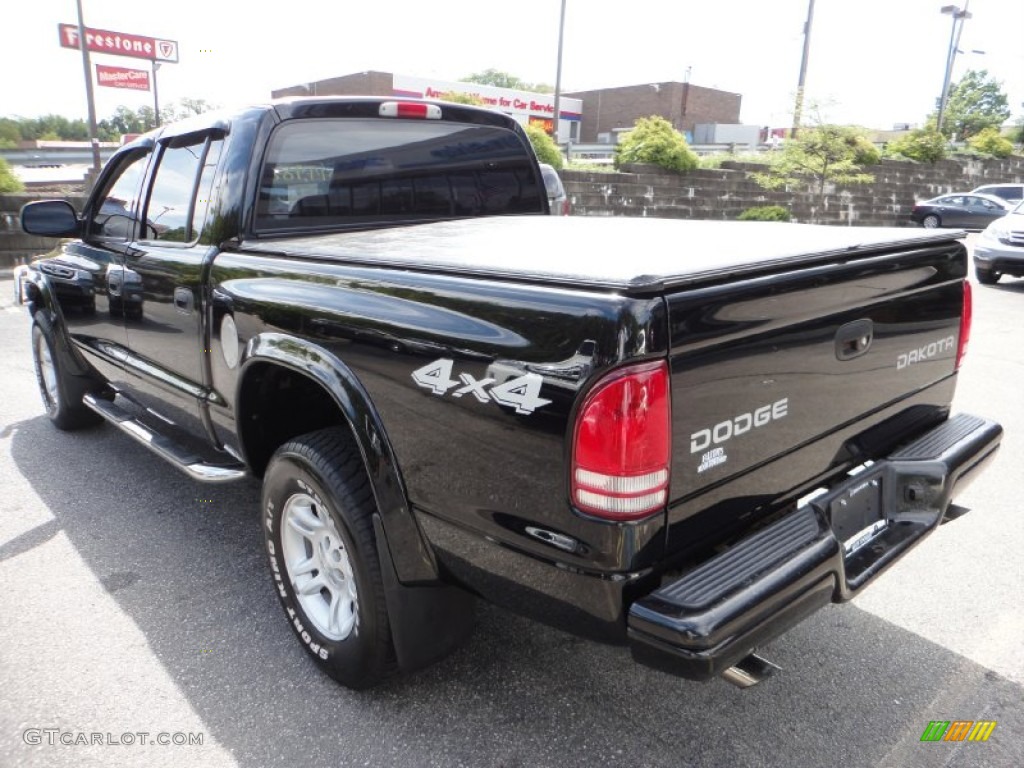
[540,163,570,215]
[974,200,1024,284]
[971,184,1024,206]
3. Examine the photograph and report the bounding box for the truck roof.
[239,217,964,296]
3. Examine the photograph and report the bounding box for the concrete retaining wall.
[3,156,1024,269]
[1,194,87,270]
[563,156,1024,227]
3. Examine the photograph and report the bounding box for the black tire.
[922,214,941,229]
[262,427,395,689]
[31,311,103,430]
[975,266,1000,285]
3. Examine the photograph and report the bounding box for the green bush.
[738,205,791,222]
[852,135,882,165]
[698,152,770,169]
[525,124,563,169]
[0,157,23,193]
[884,129,948,163]
[614,116,698,172]
[967,127,1015,158]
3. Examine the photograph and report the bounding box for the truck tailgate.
[664,240,968,546]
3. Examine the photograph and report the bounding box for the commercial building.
[563,82,741,144]
[272,71,583,143]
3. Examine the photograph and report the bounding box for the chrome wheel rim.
[35,332,59,408]
[281,492,358,641]
[923,216,939,228]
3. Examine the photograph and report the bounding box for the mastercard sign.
[96,64,151,91]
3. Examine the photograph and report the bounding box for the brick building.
[563,82,741,143]
[272,71,583,142]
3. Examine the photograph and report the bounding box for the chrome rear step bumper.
[628,413,1002,682]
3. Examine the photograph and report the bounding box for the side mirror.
[21,200,81,238]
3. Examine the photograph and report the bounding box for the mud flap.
[373,515,476,673]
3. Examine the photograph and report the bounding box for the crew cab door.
[50,145,153,389]
[120,131,223,436]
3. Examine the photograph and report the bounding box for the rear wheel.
[922,214,941,229]
[31,312,103,430]
[262,427,395,689]
[975,267,1000,285]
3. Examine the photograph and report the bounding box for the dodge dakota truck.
[19,97,1002,689]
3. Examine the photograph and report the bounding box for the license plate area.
[827,467,887,555]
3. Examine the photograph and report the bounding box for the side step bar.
[83,394,247,483]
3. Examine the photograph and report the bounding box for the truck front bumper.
[627,413,1002,681]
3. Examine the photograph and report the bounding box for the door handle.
[173,287,195,314]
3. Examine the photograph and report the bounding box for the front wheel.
[975,266,1001,285]
[262,428,395,689]
[921,214,941,229]
[31,312,103,430]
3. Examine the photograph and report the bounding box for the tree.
[614,116,698,172]
[161,98,217,123]
[966,127,1014,158]
[0,157,24,193]
[941,69,1011,140]
[463,69,554,93]
[436,91,485,106]
[526,124,563,169]
[884,128,948,163]
[0,118,21,145]
[97,105,155,138]
[752,124,875,203]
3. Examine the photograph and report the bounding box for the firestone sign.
[58,23,179,63]
[96,64,151,91]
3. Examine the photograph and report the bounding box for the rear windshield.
[255,118,545,231]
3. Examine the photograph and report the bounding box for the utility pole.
[552,0,567,145]
[75,0,101,175]
[791,0,815,138]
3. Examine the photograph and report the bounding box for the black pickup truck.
[20,98,1001,689]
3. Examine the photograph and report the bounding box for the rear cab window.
[255,117,545,232]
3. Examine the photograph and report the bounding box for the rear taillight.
[560,199,571,216]
[571,361,671,520]
[956,279,972,370]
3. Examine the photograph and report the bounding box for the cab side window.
[89,150,151,240]
[143,138,205,243]
[141,135,223,243]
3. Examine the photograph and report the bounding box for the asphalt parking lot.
[0,234,1021,768]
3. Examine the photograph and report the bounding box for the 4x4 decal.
[411,358,551,415]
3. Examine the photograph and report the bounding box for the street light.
[936,2,973,136]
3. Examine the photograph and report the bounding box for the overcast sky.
[4,0,1022,132]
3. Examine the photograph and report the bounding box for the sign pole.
[152,61,161,126]
[75,0,102,175]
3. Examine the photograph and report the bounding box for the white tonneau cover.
[240,217,963,295]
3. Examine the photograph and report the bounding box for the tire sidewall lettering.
[264,466,372,666]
